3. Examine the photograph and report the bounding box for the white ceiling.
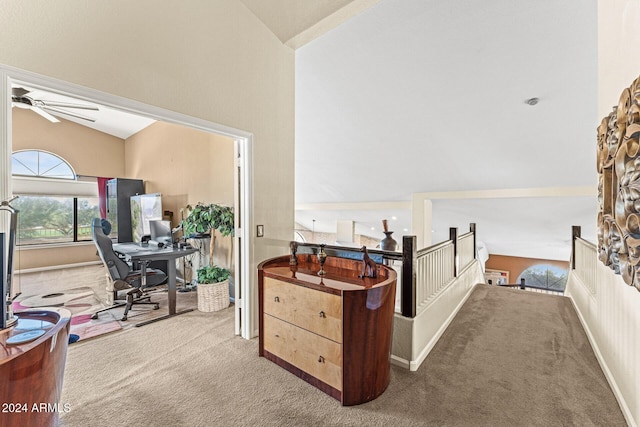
[293,0,599,260]
[8,1,600,261]
[11,82,154,139]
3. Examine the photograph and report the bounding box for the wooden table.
[0,308,72,427]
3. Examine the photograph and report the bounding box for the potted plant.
[181,202,234,262]
[196,265,231,312]
[181,203,234,311]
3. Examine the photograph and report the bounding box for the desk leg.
[136,258,194,327]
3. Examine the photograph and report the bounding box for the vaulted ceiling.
[290,0,598,260]
[11,1,599,261]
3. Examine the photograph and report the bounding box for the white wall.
[566,3,640,425]
[598,0,640,118]
[0,0,295,336]
[566,264,639,426]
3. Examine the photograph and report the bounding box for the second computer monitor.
[149,220,172,246]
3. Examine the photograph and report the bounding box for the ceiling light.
[391,216,397,220]
[525,97,539,106]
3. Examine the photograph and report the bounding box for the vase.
[380,231,398,251]
[317,244,327,276]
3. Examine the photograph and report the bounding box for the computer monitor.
[130,193,163,242]
[149,220,172,246]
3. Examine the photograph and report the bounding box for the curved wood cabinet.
[0,309,72,427]
[258,254,397,406]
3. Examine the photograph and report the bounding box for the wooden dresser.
[258,253,397,406]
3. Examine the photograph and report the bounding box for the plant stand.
[196,279,229,312]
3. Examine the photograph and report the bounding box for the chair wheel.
[91,313,98,320]
[154,305,160,310]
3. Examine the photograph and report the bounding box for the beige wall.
[1,1,295,333]
[12,108,125,177]
[125,121,235,269]
[125,121,234,223]
[12,108,126,269]
[485,254,569,285]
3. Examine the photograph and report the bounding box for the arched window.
[11,150,76,179]
[517,264,567,292]
[11,150,99,245]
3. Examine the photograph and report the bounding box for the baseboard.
[15,261,102,274]
[566,283,637,427]
[390,354,411,369]
[409,282,478,371]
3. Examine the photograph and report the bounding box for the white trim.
[1,64,255,340]
[566,280,637,427]
[413,186,597,200]
[409,282,476,371]
[15,260,102,275]
[17,240,94,251]
[12,176,98,197]
[390,354,411,369]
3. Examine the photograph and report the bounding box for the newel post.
[571,226,581,270]
[450,227,458,277]
[470,222,477,259]
[402,236,417,318]
[520,278,525,290]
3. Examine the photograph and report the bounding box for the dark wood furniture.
[258,253,397,406]
[0,309,72,427]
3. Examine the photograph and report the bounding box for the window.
[517,264,568,292]
[12,150,76,179]
[11,150,99,246]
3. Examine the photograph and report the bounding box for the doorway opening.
[1,66,253,338]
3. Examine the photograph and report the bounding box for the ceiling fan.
[11,87,99,123]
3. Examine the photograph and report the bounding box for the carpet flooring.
[58,284,626,426]
[13,287,122,341]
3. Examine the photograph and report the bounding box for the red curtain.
[97,177,111,219]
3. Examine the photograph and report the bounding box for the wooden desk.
[113,243,198,326]
[0,309,71,427]
[258,254,397,406]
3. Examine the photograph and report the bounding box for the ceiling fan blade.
[30,106,60,123]
[43,105,96,123]
[40,100,99,111]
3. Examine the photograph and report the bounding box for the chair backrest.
[92,218,130,281]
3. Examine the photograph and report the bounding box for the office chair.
[91,218,167,321]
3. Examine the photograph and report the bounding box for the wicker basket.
[196,279,230,312]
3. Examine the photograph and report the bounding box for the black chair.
[91,218,167,321]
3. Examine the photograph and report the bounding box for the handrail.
[571,230,597,296]
[401,223,477,317]
[293,223,478,319]
[416,240,452,257]
[295,241,403,263]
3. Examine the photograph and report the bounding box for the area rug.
[13,286,121,342]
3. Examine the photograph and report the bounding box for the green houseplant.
[196,265,231,284]
[195,264,231,312]
[181,203,234,239]
[181,203,234,312]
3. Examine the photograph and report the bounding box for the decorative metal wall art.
[597,75,640,291]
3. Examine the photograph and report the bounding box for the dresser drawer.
[263,277,342,343]
[263,314,342,391]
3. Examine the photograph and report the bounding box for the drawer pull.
[318,356,325,363]
[319,311,326,318]
[274,296,280,303]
